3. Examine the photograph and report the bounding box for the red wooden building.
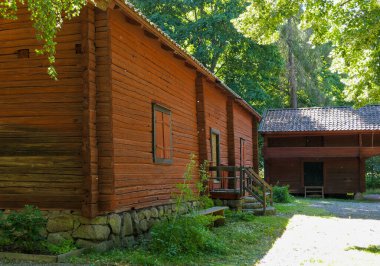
[0,0,261,218]
[260,106,380,195]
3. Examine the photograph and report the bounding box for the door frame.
[302,160,325,187]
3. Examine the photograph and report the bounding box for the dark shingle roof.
[259,105,380,133]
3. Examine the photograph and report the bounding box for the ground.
[2,198,380,265]
[259,209,380,265]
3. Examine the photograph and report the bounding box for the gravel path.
[258,200,380,266]
[310,199,380,220]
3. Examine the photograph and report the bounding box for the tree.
[233,0,380,107]
[131,0,287,112]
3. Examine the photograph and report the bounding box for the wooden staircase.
[208,166,275,215]
[242,167,275,215]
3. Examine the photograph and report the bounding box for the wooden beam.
[263,147,361,158]
[125,15,141,26]
[173,52,186,61]
[160,43,174,52]
[184,62,196,70]
[81,6,99,218]
[144,29,159,39]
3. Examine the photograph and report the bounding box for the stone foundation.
[214,199,243,211]
[29,202,197,250]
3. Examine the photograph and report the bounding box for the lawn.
[71,198,331,266]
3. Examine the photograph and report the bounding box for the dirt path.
[310,199,380,220]
[258,200,380,266]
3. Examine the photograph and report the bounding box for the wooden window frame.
[152,103,173,164]
[210,128,221,180]
[240,138,246,167]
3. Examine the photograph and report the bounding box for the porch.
[208,166,274,212]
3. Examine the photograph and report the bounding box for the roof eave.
[98,0,260,118]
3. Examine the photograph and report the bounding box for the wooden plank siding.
[203,80,229,166]
[263,133,380,194]
[233,103,254,168]
[95,8,116,213]
[0,2,261,215]
[108,9,199,212]
[0,6,85,210]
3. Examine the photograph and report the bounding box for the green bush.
[44,239,76,255]
[273,185,293,203]
[0,205,47,253]
[150,215,226,257]
[225,210,255,221]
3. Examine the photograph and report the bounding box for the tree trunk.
[287,19,298,108]
[288,51,297,108]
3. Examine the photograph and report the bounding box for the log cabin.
[260,106,380,196]
[0,0,263,223]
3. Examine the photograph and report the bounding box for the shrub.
[0,205,47,253]
[44,239,76,255]
[273,185,293,203]
[225,210,255,221]
[150,215,226,257]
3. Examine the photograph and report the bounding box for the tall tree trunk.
[288,51,297,108]
[287,19,298,108]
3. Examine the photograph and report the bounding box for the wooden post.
[81,6,99,218]
[227,98,236,188]
[359,157,366,193]
[252,118,259,173]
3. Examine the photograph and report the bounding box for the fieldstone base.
[24,202,197,249]
[214,199,243,211]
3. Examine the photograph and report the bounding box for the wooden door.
[304,162,324,186]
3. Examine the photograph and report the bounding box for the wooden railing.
[208,166,273,211]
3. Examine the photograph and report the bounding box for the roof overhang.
[93,0,261,121]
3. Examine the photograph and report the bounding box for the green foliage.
[233,0,380,106]
[44,239,76,255]
[273,185,294,203]
[0,0,89,78]
[0,205,47,253]
[348,245,380,254]
[150,215,226,257]
[366,156,380,190]
[72,198,331,265]
[225,210,255,221]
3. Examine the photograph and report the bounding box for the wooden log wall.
[81,6,99,217]
[0,6,85,210]
[108,9,199,212]
[203,81,229,166]
[266,158,361,194]
[94,8,116,213]
[233,103,254,167]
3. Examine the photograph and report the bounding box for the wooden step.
[253,206,276,216]
[243,196,259,203]
[242,202,263,209]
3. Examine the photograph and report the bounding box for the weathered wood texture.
[203,81,229,166]
[0,3,261,214]
[108,9,199,212]
[233,103,254,167]
[263,133,380,194]
[94,8,116,213]
[81,6,99,218]
[0,6,85,209]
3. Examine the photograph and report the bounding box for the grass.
[365,188,380,194]
[71,198,331,266]
[347,245,380,254]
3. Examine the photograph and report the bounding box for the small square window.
[152,104,173,164]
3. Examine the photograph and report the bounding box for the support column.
[252,118,259,173]
[359,157,366,193]
[81,6,99,218]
